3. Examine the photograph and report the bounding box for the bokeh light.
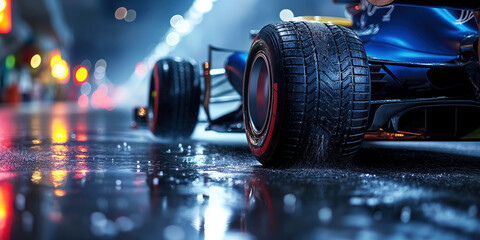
[50,54,62,68]
[78,94,89,108]
[81,59,91,70]
[52,60,70,84]
[5,54,14,69]
[166,32,180,46]
[30,54,42,69]
[74,66,89,84]
[94,59,107,81]
[170,15,183,27]
[52,120,68,144]
[54,189,66,197]
[138,107,146,117]
[279,9,294,21]
[124,9,136,22]
[81,82,92,95]
[91,84,116,111]
[114,7,127,20]
[94,66,106,80]
[0,182,13,240]
[95,59,107,69]
[193,0,213,13]
[135,62,148,77]
[0,0,6,12]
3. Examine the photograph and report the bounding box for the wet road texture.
[0,103,480,240]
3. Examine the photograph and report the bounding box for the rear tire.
[148,58,201,139]
[243,21,371,167]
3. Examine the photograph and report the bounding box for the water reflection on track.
[0,103,479,240]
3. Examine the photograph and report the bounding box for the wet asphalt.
[0,103,479,240]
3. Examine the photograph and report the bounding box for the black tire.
[243,21,371,167]
[148,57,201,138]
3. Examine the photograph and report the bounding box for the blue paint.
[351,3,477,99]
[224,52,248,93]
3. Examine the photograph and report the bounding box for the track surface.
[0,103,479,240]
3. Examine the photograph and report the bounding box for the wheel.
[148,57,201,138]
[243,21,371,167]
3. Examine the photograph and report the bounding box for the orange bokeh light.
[54,189,66,197]
[138,107,146,117]
[0,0,12,34]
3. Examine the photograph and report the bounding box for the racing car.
[138,0,480,167]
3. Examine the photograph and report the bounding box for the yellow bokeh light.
[75,67,88,82]
[52,60,69,80]
[53,128,67,143]
[50,55,62,68]
[52,120,68,144]
[54,189,66,197]
[30,54,41,69]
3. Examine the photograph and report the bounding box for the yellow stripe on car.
[291,16,353,28]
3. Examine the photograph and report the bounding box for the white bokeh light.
[279,9,294,21]
[170,15,184,27]
[193,0,213,14]
[166,32,180,46]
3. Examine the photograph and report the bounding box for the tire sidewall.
[149,62,161,134]
[244,27,284,165]
[148,58,200,138]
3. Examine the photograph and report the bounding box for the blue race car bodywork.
[352,4,478,100]
[219,1,480,139]
[225,4,477,99]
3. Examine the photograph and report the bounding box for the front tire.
[148,58,201,139]
[243,22,371,167]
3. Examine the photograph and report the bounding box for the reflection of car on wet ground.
[137,0,480,167]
